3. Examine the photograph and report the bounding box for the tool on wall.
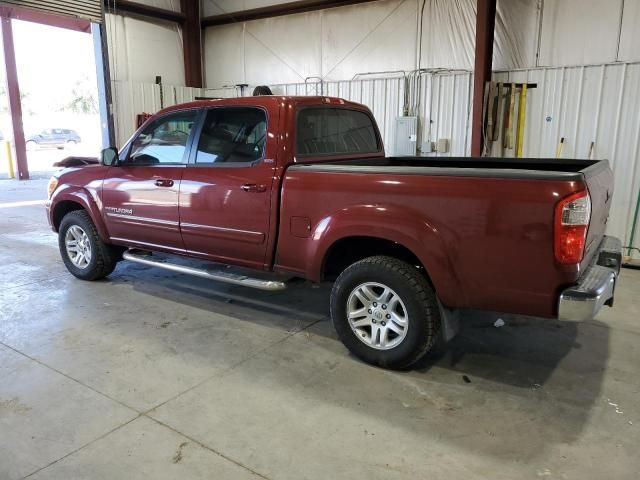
[155,76,164,109]
[515,83,528,158]
[556,137,565,158]
[482,82,501,156]
[482,81,536,157]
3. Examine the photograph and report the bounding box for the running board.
[122,250,287,291]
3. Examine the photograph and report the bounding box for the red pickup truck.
[47,96,622,369]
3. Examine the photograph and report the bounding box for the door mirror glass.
[101,147,118,166]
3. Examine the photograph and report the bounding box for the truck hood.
[53,156,100,168]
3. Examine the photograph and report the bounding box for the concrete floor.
[1,178,639,480]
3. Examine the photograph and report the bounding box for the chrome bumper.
[558,236,622,321]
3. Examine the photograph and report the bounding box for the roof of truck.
[157,95,369,115]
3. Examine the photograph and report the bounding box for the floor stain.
[0,397,32,414]
[172,441,188,464]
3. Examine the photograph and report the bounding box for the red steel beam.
[1,17,28,180]
[201,0,380,27]
[470,0,496,157]
[181,0,202,88]
[103,0,186,24]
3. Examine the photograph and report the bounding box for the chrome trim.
[289,163,585,180]
[122,250,286,291]
[106,213,179,227]
[180,222,265,244]
[558,236,622,321]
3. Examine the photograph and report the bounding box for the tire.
[65,140,77,149]
[330,256,441,369]
[58,210,120,280]
[26,140,36,151]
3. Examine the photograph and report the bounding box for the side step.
[122,250,287,291]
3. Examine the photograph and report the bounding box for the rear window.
[296,107,379,156]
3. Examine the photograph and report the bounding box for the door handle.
[155,179,174,187]
[241,183,266,193]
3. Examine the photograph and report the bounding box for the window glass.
[195,107,266,164]
[296,107,379,156]
[128,110,197,165]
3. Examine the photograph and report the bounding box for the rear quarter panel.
[276,170,585,318]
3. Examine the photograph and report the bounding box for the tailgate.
[581,161,614,269]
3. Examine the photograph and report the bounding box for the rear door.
[102,109,200,252]
[179,106,277,269]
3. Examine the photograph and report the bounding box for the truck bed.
[292,156,607,180]
[280,157,613,318]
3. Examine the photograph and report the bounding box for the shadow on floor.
[108,259,609,460]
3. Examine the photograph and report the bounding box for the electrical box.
[436,138,449,153]
[394,116,418,156]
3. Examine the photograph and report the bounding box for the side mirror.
[101,147,118,166]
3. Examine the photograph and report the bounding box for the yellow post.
[5,141,14,179]
[515,84,527,158]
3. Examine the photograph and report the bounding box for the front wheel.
[58,210,120,280]
[330,256,441,369]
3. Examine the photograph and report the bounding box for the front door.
[102,109,200,252]
[179,106,277,269]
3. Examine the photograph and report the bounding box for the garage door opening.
[12,19,100,176]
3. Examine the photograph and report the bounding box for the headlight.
[47,176,59,199]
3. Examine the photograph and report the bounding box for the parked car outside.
[26,128,81,150]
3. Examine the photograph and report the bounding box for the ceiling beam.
[201,0,380,28]
[103,0,185,24]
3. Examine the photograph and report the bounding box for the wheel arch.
[307,206,464,307]
[51,187,110,241]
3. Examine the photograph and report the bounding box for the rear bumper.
[558,236,622,321]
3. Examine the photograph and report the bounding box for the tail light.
[554,190,591,264]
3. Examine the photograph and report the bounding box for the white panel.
[203,23,245,88]
[538,0,622,66]
[419,0,476,69]
[105,14,184,85]
[322,0,416,80]
[244,12,322,85]
[618,0,640,61]
[495,0,539,69]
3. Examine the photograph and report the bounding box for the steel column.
[470,0,496,157]
[181,0,203,88]
[92,22,115,148]
[1,17,28,180]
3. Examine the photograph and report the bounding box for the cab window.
[128,110,198,165]
[296,107,379,156]
[195,107,266,165]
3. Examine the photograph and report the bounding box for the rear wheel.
[65,140,77,148]
[330,256,441,369]
[58,210,120,280]
[26,140,36,151]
